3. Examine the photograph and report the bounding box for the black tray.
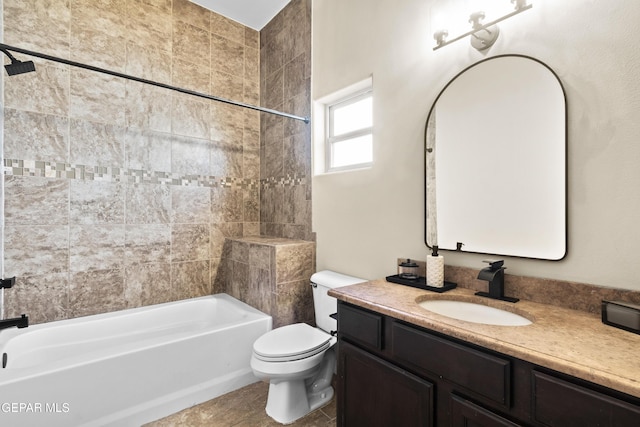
[385,275,457,293]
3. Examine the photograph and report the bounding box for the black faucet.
[475,260,519,303]
[0,314,29,331]
[0,277,28,330]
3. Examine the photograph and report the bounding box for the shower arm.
[0,46,19,63]
[0,43,310,124]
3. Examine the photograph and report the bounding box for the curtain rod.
[0,43,310,124]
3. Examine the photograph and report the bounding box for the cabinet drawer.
[392,321,511,407]
[338,303,383,350]
[532,371,640,427]
[451,395,522,427]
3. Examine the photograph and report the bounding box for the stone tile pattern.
[446,265,640,314]
[217,236,316,328]
[145,381,336,426]
[0,0,301,323]
[260,0,313,241]
[392,261,640,314]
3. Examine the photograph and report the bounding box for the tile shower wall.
[260,0,313,241]
[221,236,315,328]
[1,0,262,323]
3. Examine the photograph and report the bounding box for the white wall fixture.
[433,0,532,51]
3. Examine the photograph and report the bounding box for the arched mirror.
[425,55,567,260]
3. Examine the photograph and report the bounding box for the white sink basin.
[418,300,532,326]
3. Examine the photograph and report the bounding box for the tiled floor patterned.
[145,381,337,427]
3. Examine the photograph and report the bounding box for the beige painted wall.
[312,0,640,290]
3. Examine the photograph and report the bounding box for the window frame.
[324,87,373,173]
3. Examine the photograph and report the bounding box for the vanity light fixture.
[433,30,449,47]
[433,0,532,51]
[468,11,500,51]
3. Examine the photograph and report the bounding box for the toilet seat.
[253,323,332,362]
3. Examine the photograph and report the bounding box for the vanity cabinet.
[336,301,640,427]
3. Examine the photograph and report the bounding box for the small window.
[325,88,373,172]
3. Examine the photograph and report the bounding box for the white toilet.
[250,270,365,424]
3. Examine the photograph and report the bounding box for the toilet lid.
[253,323,332,362]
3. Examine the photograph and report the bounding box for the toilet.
[250,270,365,424]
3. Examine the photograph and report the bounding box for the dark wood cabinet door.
[338,341,434,427]
[451,395,522,427]
[532,371,640,427]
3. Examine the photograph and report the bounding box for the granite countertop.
[329,279,640,399]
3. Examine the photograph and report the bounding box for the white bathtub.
[0,294,272,427]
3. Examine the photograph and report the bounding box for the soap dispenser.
[427,246,444,288]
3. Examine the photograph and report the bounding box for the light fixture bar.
[433,3,532,51]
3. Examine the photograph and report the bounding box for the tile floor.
[145,381,337,427]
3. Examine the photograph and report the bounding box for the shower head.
[1,47,36,76]
[4,59,36,76]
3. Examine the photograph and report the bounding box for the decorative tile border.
[261,175,307,188]
[3,159,306,190]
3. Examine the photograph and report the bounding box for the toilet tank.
[310,270,366,333]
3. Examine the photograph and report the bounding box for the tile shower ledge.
[329,279,640,399]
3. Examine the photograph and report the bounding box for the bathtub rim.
[0,293,272,383]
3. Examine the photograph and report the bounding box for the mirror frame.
[424,54,568,260]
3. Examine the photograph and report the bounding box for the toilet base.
[265,380,334,425]
[264,348,336,424]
